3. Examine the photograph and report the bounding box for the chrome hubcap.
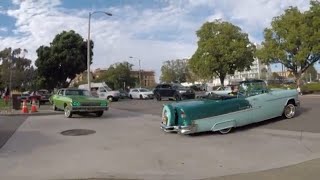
[284,104,295,118]
[219,127,232,134]
[65,107,70,117]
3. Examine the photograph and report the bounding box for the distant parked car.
[161,79,300,135]
[205,85,234,96]
[118,89,129,99]
[129,88,154,99]
[37,89,51,104]
[153,83,195,101]
[20,91,30,102]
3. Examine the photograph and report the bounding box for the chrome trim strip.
[72,106,107,108]
[194,106,260,122]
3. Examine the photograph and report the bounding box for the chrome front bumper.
[71,106,109,112]
[160,123,196,135]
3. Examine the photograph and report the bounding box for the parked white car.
[205,85,233,96]
[129,88,154,99]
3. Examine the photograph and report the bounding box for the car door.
[98,87,106,98]
[132,89,139,98]
[54,90,64,109]
[246,91,281,123]
[161,84,171,97]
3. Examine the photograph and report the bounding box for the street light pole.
[138,59,141,88]
[87,12,91,91]
[87,11,112,91]
[129,56,142,88]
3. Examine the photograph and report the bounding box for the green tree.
[189,20,255,86]
[0,47,34,91]
[96,61,137,90]
[302,65,318,82]
[35,30,93,90]
[256,1,320,87]
[160,59,195,83]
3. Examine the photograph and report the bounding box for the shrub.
[302,83,320,93]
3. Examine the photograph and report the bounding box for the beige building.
[275,70,294,78]
[70,70,95,87]
[130,70,156,88]
[93,68,108,79]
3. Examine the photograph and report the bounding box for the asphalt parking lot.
[111,95,320,133]
[0,95,319,180]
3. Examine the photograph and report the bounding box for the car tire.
[64,105,72,118]
[140,94,143,99]
[95,111,104,117]
[156,93,161,101]
[174,94,181,101]
[130,95,133,99]
[107,96,113,101]
[283,103,296,119]
[219,127,232,134]
[53,103,58,111]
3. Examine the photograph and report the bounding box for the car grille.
[80,102,101,106]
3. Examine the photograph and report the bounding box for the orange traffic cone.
[31,99,38,113]
[21,100,29,113]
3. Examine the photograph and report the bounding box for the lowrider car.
[51,88,109,118]
[161,79,300,135]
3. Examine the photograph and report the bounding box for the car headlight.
[162,110,168,124]
[72,101,80,106]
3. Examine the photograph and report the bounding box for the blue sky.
[0,0,319,82]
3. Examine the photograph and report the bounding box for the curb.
[253,128,320,140]
[0,110,61,117]
[300,94,320,97]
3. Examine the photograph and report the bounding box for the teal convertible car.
[161,79,300,135]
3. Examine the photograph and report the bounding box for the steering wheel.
[237,91,245,97]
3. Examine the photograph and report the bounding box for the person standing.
[297,86,302,96]
[3,87,10,105]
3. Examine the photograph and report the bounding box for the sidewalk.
[0,106,61,116]
[205,158,320,180]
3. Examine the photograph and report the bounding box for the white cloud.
[0,0,312,82]
[0,27,7,32]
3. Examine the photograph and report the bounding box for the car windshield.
[65,89,91,96]
[139,89,149,92]
[173,84,185,89]
[104,86,112,91]
[239,81,268,96]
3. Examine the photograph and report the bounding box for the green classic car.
[51,88,109,118]
[161,79,300,135]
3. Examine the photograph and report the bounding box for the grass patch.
[302,83,320,92]
[268,83,320,94]
[0,98,10,109]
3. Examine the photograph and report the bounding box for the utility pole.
[129,56,142,88]
[310,73,312,83]
[87,11,112,91]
